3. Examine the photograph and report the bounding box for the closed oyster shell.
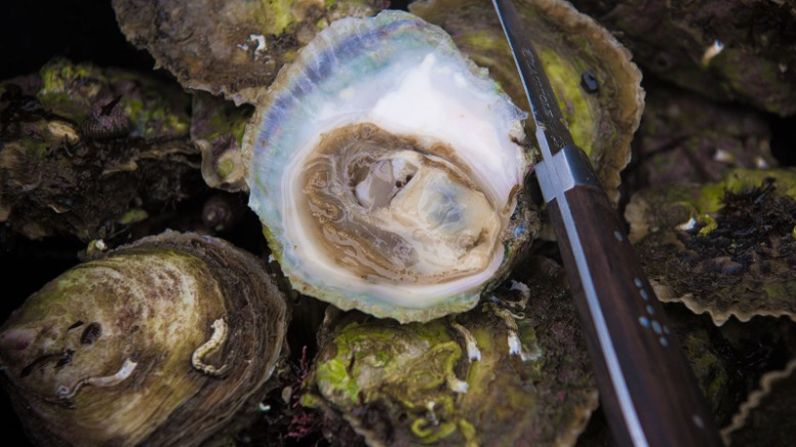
[0,231,289,446]
[305,256,597,446]
[625,169,796,325]
[0,59,203,241]
[410,0,645,202]
[112,0,388,105]
[570,0,796,116]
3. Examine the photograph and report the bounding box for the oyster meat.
[0,232,289,446]
[245,11,537,322]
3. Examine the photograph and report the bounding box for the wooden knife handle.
[539,148,723,446]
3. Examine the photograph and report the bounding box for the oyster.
[0,59,203,241]
[112,0,388,105]
[0,232,289,446]
[305,256,597,446]
[245,11,537,322]
[410,0,645,202]
[625,82,775,191]
[570,0,796,116]
[625,169,796,325]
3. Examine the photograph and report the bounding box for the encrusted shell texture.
[112,0,387,105]
[625,169,796,326]
[306,257,597,446]
[0,232,288,446]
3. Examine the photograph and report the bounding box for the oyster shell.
[721,359,796,446]
[0,232,289,446]
[570,0,796,116]
[0,59,203,240]
[112,0,388,105]
[245,11,538,322]
[625,169,796,325]
[625,82,775,191]
[305,256,597,446]
[410,0,645,202]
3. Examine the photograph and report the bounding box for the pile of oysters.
[1,0,794,446]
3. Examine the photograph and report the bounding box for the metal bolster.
[535,144,600,203]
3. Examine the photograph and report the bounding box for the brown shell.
[306,256,598,446]
[0,231,289,446]
[112,0,388,105]
[625,169,796,326]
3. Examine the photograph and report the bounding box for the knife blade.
[491,1,723,445]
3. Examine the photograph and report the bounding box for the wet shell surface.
[625,168,796,326]
[245,11,537,323]
[305,256,597,446]
[112,0,388,105]
[0,232,289,446]
[411,0,645,202]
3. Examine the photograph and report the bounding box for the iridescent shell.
[244,11,538,323]
[0,232,289,446]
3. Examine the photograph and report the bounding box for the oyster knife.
[492,1,723,446]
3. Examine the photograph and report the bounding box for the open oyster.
[410,0,645,202]
[245,11,537,323]
[0,232,289,446]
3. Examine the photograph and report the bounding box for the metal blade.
[491,0,574,159]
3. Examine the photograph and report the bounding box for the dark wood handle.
[548,184,723,447]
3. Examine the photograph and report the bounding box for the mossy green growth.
[310,292,596,446]
[37,59,104,121]
[693,169,796,215]
[538,48,596,157]
[256,0,298,36]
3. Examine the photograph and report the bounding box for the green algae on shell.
[0,59,203,241]
[625,168,796,325]
[112,0,388,105]
[305,256,597,446]
[0,231,289,446]
[410,0,645,202]
[244,10,538,323]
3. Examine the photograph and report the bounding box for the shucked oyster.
[0,232,288,446]
[245,11,537,323]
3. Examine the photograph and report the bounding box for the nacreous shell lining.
[301,123,501,285]
[246,11,529,321]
